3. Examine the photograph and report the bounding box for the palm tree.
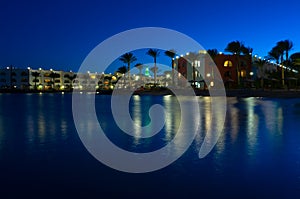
[276,41,288,86]
[117,66,128,74]
[135,63,143,77]
[117,66,128,87]
[290,52,300,68]
[186,52,199,88]
[254,59,267,89]
[164,49,176,86]
[146,49,160,85]
[207,49,218,60]
[282,40,293,65]
[119,52,137,87]
[31,71,40,90]
[49,72,60,90]
[267,46,281,64]
[207,49,219,79]
[67,74,77,90]
[225,41,245,86]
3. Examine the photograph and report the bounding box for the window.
[224,71,232,78]
[21,78,28,82]
[21,71,28,76]
[241,70,247,78]
[240,60,247,67]
[224,60,233,67]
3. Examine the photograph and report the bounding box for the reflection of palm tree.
[165,49,176,86]
[119,53,137,87]
[31,71,40,90]
[254,59,267,89]
[147,49,160,85]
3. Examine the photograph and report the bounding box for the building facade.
[0,67,29,89]
[175,52,252,88]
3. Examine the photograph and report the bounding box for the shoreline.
[1,89,300,98]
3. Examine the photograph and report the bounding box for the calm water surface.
[0,93,300,198]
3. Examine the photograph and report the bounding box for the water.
[0,93,300,198]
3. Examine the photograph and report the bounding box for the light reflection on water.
[1,94,300,197]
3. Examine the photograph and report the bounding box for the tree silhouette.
[147,49,160,85]
[225,41,250,86]
[31,71,40,90]
[254,59,267,89]
[164,49,176,86]
[119,53,137,87]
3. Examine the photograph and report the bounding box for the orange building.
[175,52,252,88]
[214,54,252,88]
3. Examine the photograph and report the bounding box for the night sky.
[1,0,300,72]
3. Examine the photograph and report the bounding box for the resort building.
[0,67,29,89]
[175,51,253,88]
[214,54,252,88]
[175,51,207,88]
[28,68,76,91]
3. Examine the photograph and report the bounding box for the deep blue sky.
[1,0,300,72]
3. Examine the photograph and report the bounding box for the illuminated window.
[241,70,247,77]
[224,60,233,67]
